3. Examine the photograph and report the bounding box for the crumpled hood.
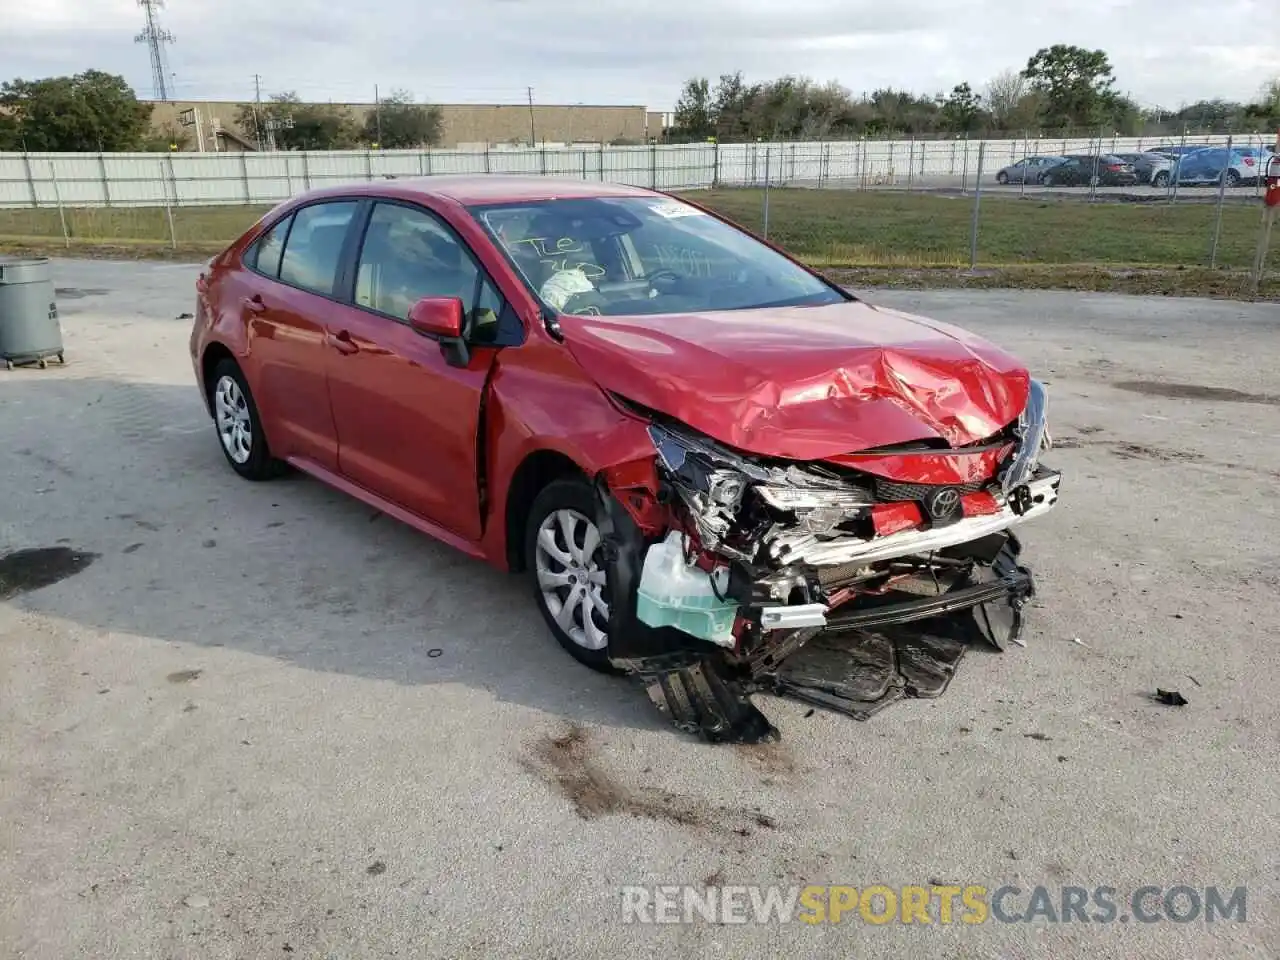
[558,300,1030,461]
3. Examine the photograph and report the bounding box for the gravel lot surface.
[2,260,1277,959]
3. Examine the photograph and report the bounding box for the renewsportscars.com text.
[620,884,1248,925]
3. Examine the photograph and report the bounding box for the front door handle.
[325,330,360,355]
[243,294,266,314]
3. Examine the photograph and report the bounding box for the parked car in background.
[188,175,1060,743]
[994,156,1066,184]
[1112,152,1174,187]
[1170,146,1271,186]
[1150,144,1213,159]
[1038,155,1139,187]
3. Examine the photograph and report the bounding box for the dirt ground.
[1,259,1277,959]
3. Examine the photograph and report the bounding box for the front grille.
[874,479,986,502]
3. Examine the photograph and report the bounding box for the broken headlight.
[1001,378,1050,493]
[648,423,875,551]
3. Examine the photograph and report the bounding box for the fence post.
[968,143,986,270]
[22,151,38,207]
[711,139,720,187]
[485,146,492,175]
[1170,128,1188,202]
[650,142,657,189]
[49,161,69,248]
[240,153,251,203]
[762,146,771,240]
[160,160,176,249]
[365,149,373,181]
[98,153,112,206]
[580,149,587,181]
[1209,134,1233,268]
[907,138,915,191]
[302,151,312,191]
[859,136,868,191]
[960,135,970,194]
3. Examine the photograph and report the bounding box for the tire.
[1225,169,1241,187]
[209,358,285,481]
[1041,174,1055,186]
[524,477,615,672]
[1152,171,1170,188]
[996,171,1009,185]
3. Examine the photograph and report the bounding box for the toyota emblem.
[925,487,961,520]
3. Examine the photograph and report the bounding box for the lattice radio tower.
[135,0,176,101]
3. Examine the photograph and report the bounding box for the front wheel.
[525,477,615,672]
[996,171,1009,185]
[209,358,286,481]
[1224,169,1241,187]
[1041,174,1055,186]
[1151,171,1170,188]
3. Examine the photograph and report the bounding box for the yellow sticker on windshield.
[650,201,704,219]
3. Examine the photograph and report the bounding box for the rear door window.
[278,201,359,296]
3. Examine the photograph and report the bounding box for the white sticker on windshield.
[650,201,705,219]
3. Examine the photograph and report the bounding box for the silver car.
[994,156,1066,185]
[1113,152,1174,187]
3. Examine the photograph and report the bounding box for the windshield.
[466,195,847,316]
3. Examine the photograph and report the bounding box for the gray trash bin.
[0,256,64,370]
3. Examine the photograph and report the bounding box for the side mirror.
[408,296,470,368]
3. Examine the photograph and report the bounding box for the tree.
[938,83,983,133]
[985,69,1043,131]
[1021,45,1115,129]
[0,70,152,151]
[234,92,359,150]
[364,90,442,148]
[672,77,714,140]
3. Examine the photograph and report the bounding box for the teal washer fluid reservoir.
[635,531,739,647]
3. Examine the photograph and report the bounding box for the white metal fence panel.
[0,132,1264,209]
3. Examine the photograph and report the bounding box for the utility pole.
[527,86,536,147]
[135,0,176,101]
[252,73,264,150]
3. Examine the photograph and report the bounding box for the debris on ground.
[1154,689,1189,707]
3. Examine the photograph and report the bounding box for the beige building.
[147,100,664,150]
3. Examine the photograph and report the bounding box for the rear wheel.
[996,171,1009,185]
[1152,171,1170,188]
[525,477,615,672]
[1224,169,1241,187]
[1041,173,1055,186]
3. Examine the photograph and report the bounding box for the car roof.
[289,175,660,207]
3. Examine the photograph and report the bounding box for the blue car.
[1169,146,1272,187]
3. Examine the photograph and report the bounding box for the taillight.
[1106,164,1122,171]
[1244,157,1255,166]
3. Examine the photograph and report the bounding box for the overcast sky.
[4,0,1278,112]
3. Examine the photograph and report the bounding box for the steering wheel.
[645,268,683,289]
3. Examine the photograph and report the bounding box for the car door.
[238,199,359,470]
[322,199,518,541]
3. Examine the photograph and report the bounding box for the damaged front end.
[595,381,1060,743]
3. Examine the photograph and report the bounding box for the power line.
[135,0,176,101]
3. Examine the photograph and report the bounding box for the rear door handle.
[243,294,266,314]
[325,330,360,355]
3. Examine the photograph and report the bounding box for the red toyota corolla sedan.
[190,175,1060,742]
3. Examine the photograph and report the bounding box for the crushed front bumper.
[628,532,1035,742]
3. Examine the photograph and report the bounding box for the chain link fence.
[0,134,1275,289]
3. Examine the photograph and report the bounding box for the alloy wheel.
[534,508,610,651]
[214,375,253,465]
